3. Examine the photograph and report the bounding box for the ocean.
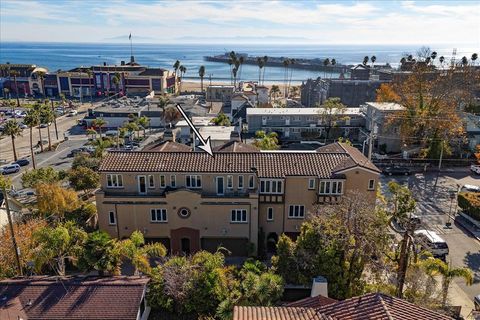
[0,42,475,84]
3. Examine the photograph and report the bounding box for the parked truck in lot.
[471,164,480,175]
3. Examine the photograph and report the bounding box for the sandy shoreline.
[180,81,300,92]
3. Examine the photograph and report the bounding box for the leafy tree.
[422,258,473,308]
[80,230,120,275]
[163,106,181,127]
[388,60,479,158]
[68,167,99,195]
[137,115,150,137]
[72,153,101,171]
[65,202,98,231]
[21,167,62,188]
[33,221,87,276]
[36,183,80,218]
[211,112,231,126]
[0,219,47,279]
[92,118,107,137]
[2,119,22,161]
[271,234,298,284]
[269,85,281,104]
[376,83,400,103]
[317,97,348,142]
[253,130,279,150]
[272,191,390,299]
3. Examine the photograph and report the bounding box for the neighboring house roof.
[247,108,361,116]
[316,143,380,173]
[99,143,379,178]
[0,276,149,320]
[213,141,259,153]
[233,306,333,320]
[365,102,405,111]
[284,295,337,308]
[233,293,452,320]
[316,292,453,320]
[144,140,192,152]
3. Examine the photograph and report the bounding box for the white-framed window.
[150,208,167,222]
[307,116,315,121]
[170,175,176,187]
[308,178,315,190]
[148,175,155,188]
[293,128,300,133]
[267,207,274,221]
[260,179,283,194]
[248,175,255,189]
[106,174,123,188]
[238,175,244,189]
[186,175,202,188]
[288,205,305,218]
[108,211,116,225]
[159,175,166,188]
[231,209,247,223]
[368,179,375,190]
[294,116,301,121]
[319,180,344,195]
[227,175,233,189]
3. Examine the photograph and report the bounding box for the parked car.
[14,159,30,166]
[460,184,480,193]
[68,110,78,116]
[471,164,480,175]
[19,123,28,129]
[414,229,449,258]
[1,164,21,175]
[382,166,412,176]
[39,123,51,128]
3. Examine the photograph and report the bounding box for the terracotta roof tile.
[143,141,192,152]
[213,141,259,153]
[233,306,332,320]
[0,276,149,320]
[316,293,453,320]
[284,295,337,308]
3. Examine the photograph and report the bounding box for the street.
[380,171,480,314]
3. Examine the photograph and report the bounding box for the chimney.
[311,276,328,298]
[130,55,135,63]
[121,61,125,66]
[230,130,240,141]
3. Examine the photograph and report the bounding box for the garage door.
[201,237,249,256]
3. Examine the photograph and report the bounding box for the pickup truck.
[471,164,480,175]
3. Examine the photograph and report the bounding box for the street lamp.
[445,189,456,228]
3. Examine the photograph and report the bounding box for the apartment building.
[96,142,379,256]
[246,108,365,141]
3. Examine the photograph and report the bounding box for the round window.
[178,207,191,219]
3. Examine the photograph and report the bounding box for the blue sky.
[1,0,479,46]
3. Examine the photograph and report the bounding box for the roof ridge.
[377,293,395,320]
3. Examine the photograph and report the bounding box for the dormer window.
[319,180,343,195]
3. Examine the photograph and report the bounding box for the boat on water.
[204,52,350,73]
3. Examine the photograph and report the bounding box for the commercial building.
[246,108,365,141]
[95,142,380,256]
[206,85,235,102]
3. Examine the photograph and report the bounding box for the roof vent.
[26,299,33,306]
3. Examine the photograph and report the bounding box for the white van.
[414,230,449,258]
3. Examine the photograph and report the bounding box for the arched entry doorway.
[267,232,279,253]
[171,227,200,255]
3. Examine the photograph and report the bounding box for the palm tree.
[2,120,22,161]
[40,103,55,150]
[362,56,369,66]
[461,56,468,67]
[93,118,107,137]
[288,58,296,93]
[112,73,121,95]
[371,55,376,68]
[198,65,206,93]
[24,108,40,168]
[36,71,46,98]
[323,58,330,79]
[238,56,245,83]
[430,51,437,65]
[471,53,478,66]
[178,65,186,93]
[269,85,280,105]
[234,59,240,88]
[9,70,20,107]
[262,56,268,84]
[283,59,290,99]
[91,137,113,158]
[32,102,45,152]
[173,60,180,76]
[257,57,264,84]
[422,258,473,308]
[330,58,336,79]
[86,128,98,140]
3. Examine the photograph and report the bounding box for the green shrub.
[458,192,480,221]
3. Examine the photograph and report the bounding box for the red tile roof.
[143,140,192,152]
[213,141,259,153]
[317,292,452,320]
[233,306,333,320]
[0,276,149,320]
[99,143,379,179]
[284,295,337,308]
[234,293,452,320]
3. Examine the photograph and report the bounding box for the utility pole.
[368,114,375,161]
[1,184,22,276]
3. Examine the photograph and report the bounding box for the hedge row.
[458,192,480,221]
